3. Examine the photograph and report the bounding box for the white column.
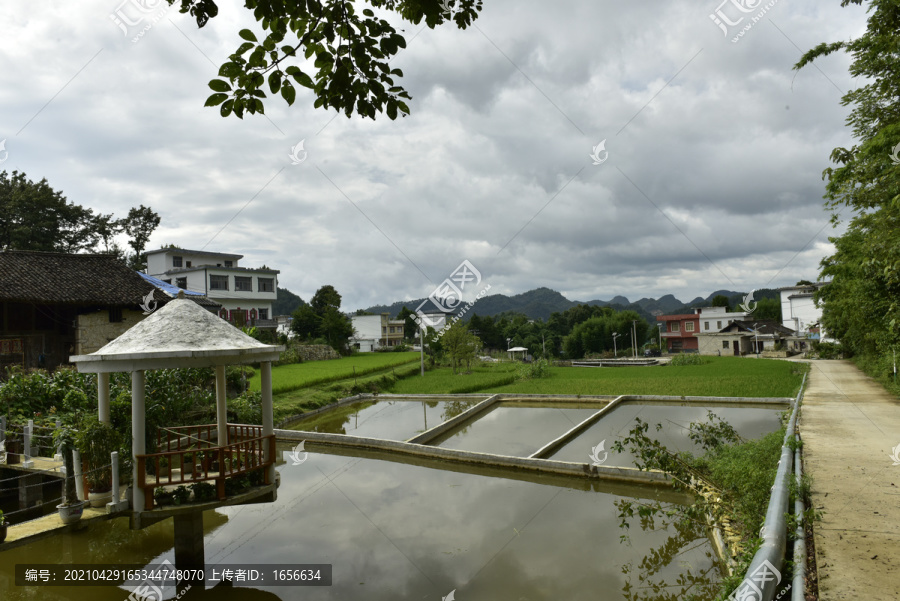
[98,373,111,424]
[215,365,228,446]
[132,370,146,513]
[260,361,275,483]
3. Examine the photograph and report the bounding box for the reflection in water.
[1,450,721,601]
[287,398,480,440]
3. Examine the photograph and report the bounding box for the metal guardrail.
[731,372,807,601]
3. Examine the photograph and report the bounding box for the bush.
[668,353,706,366]
[228,390,262,424]
[811,340,842,359]
[516,358,551,380]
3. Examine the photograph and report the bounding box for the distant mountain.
[359,286,768,324]
[273,287,306,316]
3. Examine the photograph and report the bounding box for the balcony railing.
[136,423,275,511]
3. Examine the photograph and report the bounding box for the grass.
[387,357,807,398]
[249,352,420,395]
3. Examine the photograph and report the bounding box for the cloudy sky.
[0,1,866,311]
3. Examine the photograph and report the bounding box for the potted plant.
[53,427,85,525]
[190,481,216,503]
[75,420,122,507]
[171,485,191,506]
[154,487,174,507]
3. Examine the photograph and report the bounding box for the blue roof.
[138,272,206,297]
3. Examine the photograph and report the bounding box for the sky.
[0,1,867,312]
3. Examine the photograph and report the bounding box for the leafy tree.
[290,304,320,340]
[174,0,483,120]
[310,284,342,315]
[795,0,900,365]
[441,322,480,374]
[320,306,354,352]
[291,284,353,351]
[122,205,161,270]
[396,306,418,340]
[752,297,782,322]
[0,170,99,252]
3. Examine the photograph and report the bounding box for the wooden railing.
[137,423,274,511]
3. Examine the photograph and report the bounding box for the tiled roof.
[0,250,165,307]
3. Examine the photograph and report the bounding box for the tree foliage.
[440,322,480,374]
[795,0,900,365]
[177,0,483,120]
[291,284,353,352]
[0,170,160,263]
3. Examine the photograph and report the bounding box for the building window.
[258,277,275,293]
[186,260,192,268]
[173,256,182,267]
[717,321,722,329]
[670,322,680,332]
[176,277,187,289]
[225,260,233,268]
[685,322,695,332]
[210,275,229,290]
[235,276,252,292]
[109,308,123,323]
[382,327,387,334]
[258,308,268,320]
[722,341,729,349]
[163,279,172,284]
[704,321,709,331]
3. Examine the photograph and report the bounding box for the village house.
[351,313,407,352]
[657,306,751,353]
[0,250,218,371]
[145,247,279,330]
[695,319,796,356]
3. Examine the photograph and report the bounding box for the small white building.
[146,248,278,328]
[778,282,829,340]
[695,306,750,334]
[351,313,406,352]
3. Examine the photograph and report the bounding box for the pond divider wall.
[405,394,500,445]
[529,396,626,459]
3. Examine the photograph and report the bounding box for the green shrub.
[516,358,551,380]
[668,353,706,366]
[228,390,262,424]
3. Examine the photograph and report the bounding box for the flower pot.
[88,490,112,508]
[57,501,85,525]
[0,524,7,542]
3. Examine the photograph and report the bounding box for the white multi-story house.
[695,306,750,334]
[778,282,829,340]
[145,248,279,328]
[351,314,406,352]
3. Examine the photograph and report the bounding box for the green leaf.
[268,72,282,94]
[386,100,397,120]
[281,84,296,106]
[218,62,242,78]
[239,29,258,42]
[220,99,234,118]
[208,79,232,92]
[205,93,228,107]
[236,42,255,56]
[291,71,315,89]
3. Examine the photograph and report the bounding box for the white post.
[111,451,120,503]
[54,419,63,461]
[132,370,146,513]
[73,449,85,501]
[98,373,111,424]
[260,361,275,484]
[23,419,34,468]
[0,416,6,464]
[215,365,228,447]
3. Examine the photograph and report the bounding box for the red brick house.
[657,313,701,353]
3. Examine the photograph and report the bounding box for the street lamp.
[657,323,664,354]
[612,332,621,357]
[632,320,638,359]
[752,322,760,358]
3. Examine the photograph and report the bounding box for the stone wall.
[294,344,341,362]
[76,309,146,355]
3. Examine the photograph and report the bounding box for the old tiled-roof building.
[0,250,218,370]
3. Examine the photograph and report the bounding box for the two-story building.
[145,248,278,329]
[657,306,750,353]
[351,313,407,352]
[778,282,829,340]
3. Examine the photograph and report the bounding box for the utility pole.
[419,326,425,376]
[612,332,620,357]
[632,320,638,359]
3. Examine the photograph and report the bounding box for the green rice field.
[249,352,419,395]
[389,357,806,398]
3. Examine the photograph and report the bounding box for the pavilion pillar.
[132,370,146,513]
[260,361,275,483]
[98,373,110,424]
[215,365,228,447]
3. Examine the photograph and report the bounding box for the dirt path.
[800,359,900,600]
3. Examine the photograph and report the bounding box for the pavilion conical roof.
[71,297,282,372]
